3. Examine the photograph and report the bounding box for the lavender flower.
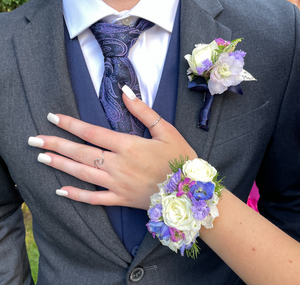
[229,50,247,61]
[196,59,213,75]
[191,198,210,220]
[148,204,162,222]
[164,169,182,193]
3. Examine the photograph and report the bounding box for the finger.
[32,135,114,170]
[57,186,125,206]
[47,113,128,152]
[38,152,112,188]
[122,86,170,138]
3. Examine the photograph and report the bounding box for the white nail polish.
[47,113,60,125]
[56,189,69,197]
[28,137,44,147]
[122,85,136,100]
[37,153,52,164]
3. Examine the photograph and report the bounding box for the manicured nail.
[37,153,52,164]
[47,113,59,125]
[56,189,68,197]
[122,85,136,100]
[28,137,44,147]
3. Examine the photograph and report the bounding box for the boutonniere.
[185,38,256,131]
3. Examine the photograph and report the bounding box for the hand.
[28,87,197,210]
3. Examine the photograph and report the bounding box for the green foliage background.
[0,0,29,12]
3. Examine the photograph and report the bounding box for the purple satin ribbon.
[188,81,243,131]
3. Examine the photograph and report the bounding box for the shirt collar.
[63,0,179,39]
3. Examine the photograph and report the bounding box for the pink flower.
[169,228,185,242]
[215,38,231,47]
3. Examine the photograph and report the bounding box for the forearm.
[200,189,300,285]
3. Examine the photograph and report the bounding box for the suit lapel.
[13,0,131,264]
[175,0,232,160]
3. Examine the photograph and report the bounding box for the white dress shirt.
[63,0,179,108]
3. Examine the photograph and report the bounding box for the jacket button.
[130,246,139,257]
[129,267,144,282]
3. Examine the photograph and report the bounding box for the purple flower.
[196,59,213,75]
[169,227,185,243]
[177,177,195,197]
[229,50,246,61]
[191,198,210,220]
[190,181,215,200]
[165,169,182,193]
[180,243,193,256]
[215,38,231,47]
[148,204,162,222]
[147,221,170,240]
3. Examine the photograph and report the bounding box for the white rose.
[184,40,218,75]
[183,158,217,182]
[162,193,195,231]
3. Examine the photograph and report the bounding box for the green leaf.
[213,173,225,198]
[169,155,189,173]
[186,241,201,259]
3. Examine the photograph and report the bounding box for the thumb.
[122,85,165,136]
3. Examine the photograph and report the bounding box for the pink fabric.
[247,182,260,212]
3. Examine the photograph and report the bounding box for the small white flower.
[183,158,217,182]
[202,194,220,229]
[150,193,162,206]
[182,223,201,245]
[208,53,244,95]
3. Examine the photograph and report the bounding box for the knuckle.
[139,104,152,117]
[82,126,98,142]
[87,192,99,205]
[77,167,91,182]
[74,145,88,162]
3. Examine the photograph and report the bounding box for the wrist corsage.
[185,38,256,131]
[147,156,224,258]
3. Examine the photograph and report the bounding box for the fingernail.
[47,113,59,125]
[56,189,68,197]
[122,85,136,100]
[28,137,44,147]
[37,153,52,164]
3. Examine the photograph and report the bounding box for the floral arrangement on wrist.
[184,38,256,131]
[147,156,224,258]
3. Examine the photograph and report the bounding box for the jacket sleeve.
[0,156,33,285]
[256,5,300,241]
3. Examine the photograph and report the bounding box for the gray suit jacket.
[0,0,299,284]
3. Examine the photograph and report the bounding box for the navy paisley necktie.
[90,18,155,136]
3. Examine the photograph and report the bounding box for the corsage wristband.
[147,156,224,258]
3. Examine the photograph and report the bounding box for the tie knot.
[90,18,154,58]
